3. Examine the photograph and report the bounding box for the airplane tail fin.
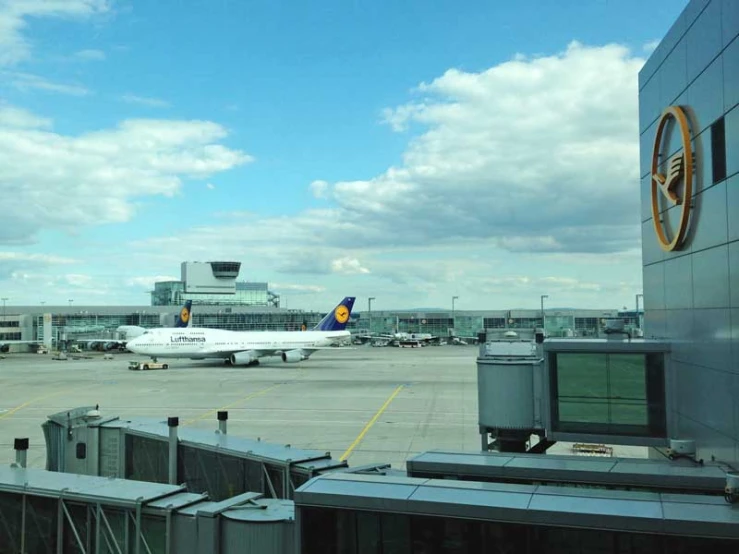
[175,300,193,328]
[313,297,356,331]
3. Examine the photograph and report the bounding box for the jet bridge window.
[549,352,666,438]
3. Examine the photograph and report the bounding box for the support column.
[168,417,178,485]
[217,411,228,435]
[14,438,28,468]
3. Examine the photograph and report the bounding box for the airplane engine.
[0,344,9,353]
[230,351,259,366]
[281,349,308,363]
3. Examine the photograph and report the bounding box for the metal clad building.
[151,261,280,307]
[639,0,739,464]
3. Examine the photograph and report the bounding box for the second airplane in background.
[126,297,355,366]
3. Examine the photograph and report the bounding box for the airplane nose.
[127,338,141,351]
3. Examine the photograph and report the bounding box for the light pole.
[452,296,459,333]
[540,295,548,330]
[368,297,375,335]
[635,293,644,329]
[1,297,7,323]
[68,299,73,308]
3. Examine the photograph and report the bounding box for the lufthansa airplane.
[126,297,355,366]
[80,301,193,350]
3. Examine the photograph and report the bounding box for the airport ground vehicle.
[128,360,168,370]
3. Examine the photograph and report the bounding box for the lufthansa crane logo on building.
[334,305,350,324]
[651,105,694,251]
[180,306,190,324]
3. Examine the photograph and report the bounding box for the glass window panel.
[556,353,608,399]
[301,508,338,554]
[0,492,23,553]
[558,400,611,425]
[609,353,648,427]
[381,513,411,554]
[356,512,381,554]
[410,516,439,554]
[552,352,666,437]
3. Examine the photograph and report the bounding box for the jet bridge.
[0,464,295,554]
[42,406,349,502]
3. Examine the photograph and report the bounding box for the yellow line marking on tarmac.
[0,388,79,421]
[340,384,405,462]
[181,383,282,426]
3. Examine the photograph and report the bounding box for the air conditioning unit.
[667,438,696,457]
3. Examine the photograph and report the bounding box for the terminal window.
[549,352,666,437]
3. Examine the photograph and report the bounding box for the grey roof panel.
[527,492,664,533]
[662,497,739,539]
[108,418,342,469]
[145,492,208,510]
[0,466,184,507]
[294,473,739,538]
[221,499,295,522]
[407,451,727,492]
[421,478,535,496]
[505,455,617,473]
[543,338,670,353]
[410,486,533,521]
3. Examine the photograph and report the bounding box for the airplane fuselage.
[127,328,349,360]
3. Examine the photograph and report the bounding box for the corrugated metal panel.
[41,421,63,472]
[98,427,122,478]
[221,520,295,554]
[220,500,295,554]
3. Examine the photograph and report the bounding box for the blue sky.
[0,0,688,310]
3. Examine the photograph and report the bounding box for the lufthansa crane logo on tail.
[651,106,694,252]
[180,306,190,323]
[334,305,350,324]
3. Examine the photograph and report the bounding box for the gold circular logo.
[651,106,693,252]
[334,305,349,324]
[180,307,190,323]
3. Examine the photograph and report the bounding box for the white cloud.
[0,251,76,280]
[643,39,660,53]
[120,94,170,108]
[0,103,51,128]
[309,179,329,199]
[126,275,179,289]
[0,106,253,244]
[0,0,111,66]
[5,71,90,95]
[270,283,326,293]
[73,48,105,61]
[64,273,94,287]
[123,42,647,309]
[333,41,646,254]
[206,182,215,190]
[331,257,370,275]
[0,252,75,264]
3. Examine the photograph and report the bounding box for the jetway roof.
[406,451,728,493]
[0,466,185,508]
[543,338,671,352]
[101,417,347,472]
[295,473,739,539]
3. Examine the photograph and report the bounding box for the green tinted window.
[550,352,666,437]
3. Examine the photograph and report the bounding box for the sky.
[0,0,689,312]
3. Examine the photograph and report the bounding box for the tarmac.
[0,345,646,471]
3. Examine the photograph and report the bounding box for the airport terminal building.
[150,261,280,307]
[0,303,630,350]
[639,0,738,462]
